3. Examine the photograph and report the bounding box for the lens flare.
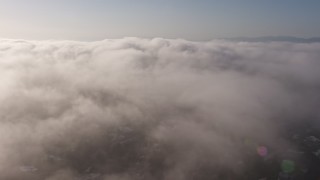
[257,146,268,157]
[244,138,258,148]
[281,160,295,173]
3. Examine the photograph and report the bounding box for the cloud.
[0,38,319,179]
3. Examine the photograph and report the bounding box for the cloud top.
[0,38,320,179]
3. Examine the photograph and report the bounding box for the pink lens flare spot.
[257,146,268,157]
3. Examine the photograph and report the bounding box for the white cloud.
[0,38,320,179]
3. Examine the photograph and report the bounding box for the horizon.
[2,36,320,43]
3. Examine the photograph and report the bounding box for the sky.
[0,0,320,40]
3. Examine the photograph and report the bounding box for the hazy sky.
[0,0,320,40]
